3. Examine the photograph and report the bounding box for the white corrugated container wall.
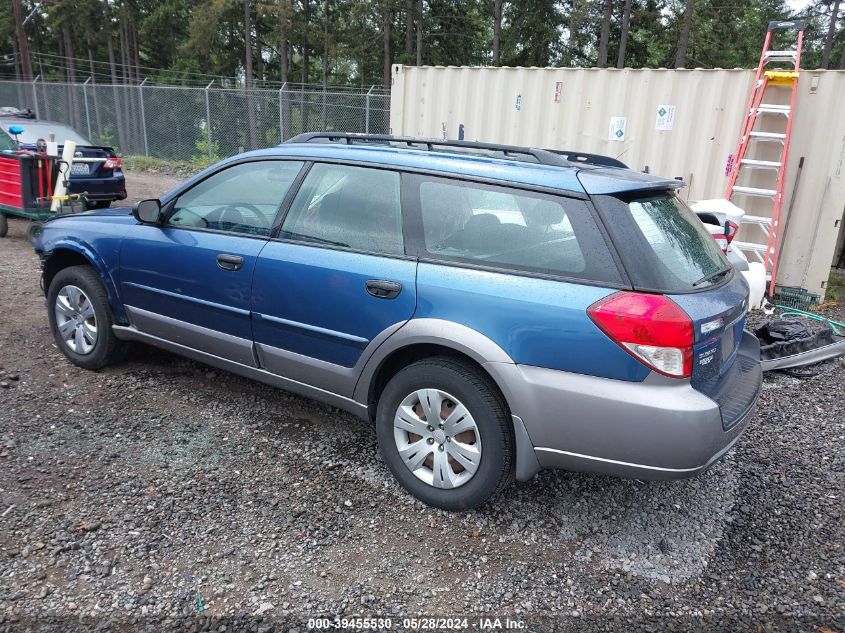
[390,65,845,299]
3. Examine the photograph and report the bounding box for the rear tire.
[89,200,112,209]
[0,213,7,238]
[376,356,514,510]
[47,265,127,370]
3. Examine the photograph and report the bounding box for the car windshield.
[624,193,729,291]
[8,121,93,146]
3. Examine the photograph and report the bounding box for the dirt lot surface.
[1,170,844,631]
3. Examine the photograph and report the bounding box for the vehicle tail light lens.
[711,220,739,253]
[724,220,738,244]
[587,291,694,378]
[103,157,122,170]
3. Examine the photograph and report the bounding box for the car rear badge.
[701,317,724,335]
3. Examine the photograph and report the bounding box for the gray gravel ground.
[1,172,844,632]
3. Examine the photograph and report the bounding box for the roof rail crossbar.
[285,132,570,167]
[546,149,629,169]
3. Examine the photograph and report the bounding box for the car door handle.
[216,253,244,271]
[366,279,402,299]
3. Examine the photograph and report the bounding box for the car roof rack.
[285,132,573,167]
[286,132,629,170]
[545,149,629,169]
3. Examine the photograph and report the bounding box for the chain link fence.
[0,79,391,162]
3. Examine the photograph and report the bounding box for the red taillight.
[103,157,122,170]
[712,220,739,254]
[587,291,694,378]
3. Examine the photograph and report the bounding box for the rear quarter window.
[408,175,623,285]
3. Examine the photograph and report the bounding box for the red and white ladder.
[724,19,806,295]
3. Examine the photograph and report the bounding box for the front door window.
[168,160,304,236]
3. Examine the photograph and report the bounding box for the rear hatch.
[671,272,760,429]
[670,271,748,384]
[62,145,118,178]
[605,190,750,381]
[589,189,757,401]
[16,143,118,177]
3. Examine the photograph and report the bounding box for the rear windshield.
[595,192,729,293]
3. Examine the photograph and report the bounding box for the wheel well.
[367,343,510,422]
[42,249,92,293]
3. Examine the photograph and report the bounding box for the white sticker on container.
[608,117,627,141]
[656,105,676,130]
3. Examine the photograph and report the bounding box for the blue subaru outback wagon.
[32,133,762,510]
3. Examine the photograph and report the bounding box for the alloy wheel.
[54,285,98,355]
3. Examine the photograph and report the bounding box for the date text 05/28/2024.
[306,617,527,630]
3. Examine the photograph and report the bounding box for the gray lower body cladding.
[488,331,762,481]
[116,306,762,483]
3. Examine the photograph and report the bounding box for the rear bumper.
[487,331,762,481]
[67,175,127,201]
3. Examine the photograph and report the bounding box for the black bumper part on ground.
[760,338,845,372]
[754,316,845,372]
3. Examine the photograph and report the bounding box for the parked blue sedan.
[1,117,126,208]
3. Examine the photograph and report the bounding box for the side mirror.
[133,198,162,224]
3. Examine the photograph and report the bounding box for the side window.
[280,163,404,255]
[168,160,304,237]
[415,177,622,284]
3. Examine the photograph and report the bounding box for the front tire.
[376,357,514,510]
[47,265,126,370]
[0,212,7,238]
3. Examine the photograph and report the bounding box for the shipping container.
[390,65,845,299]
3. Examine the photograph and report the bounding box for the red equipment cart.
[0,152,63,239]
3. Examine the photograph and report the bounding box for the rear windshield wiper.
[692,265,732,288]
